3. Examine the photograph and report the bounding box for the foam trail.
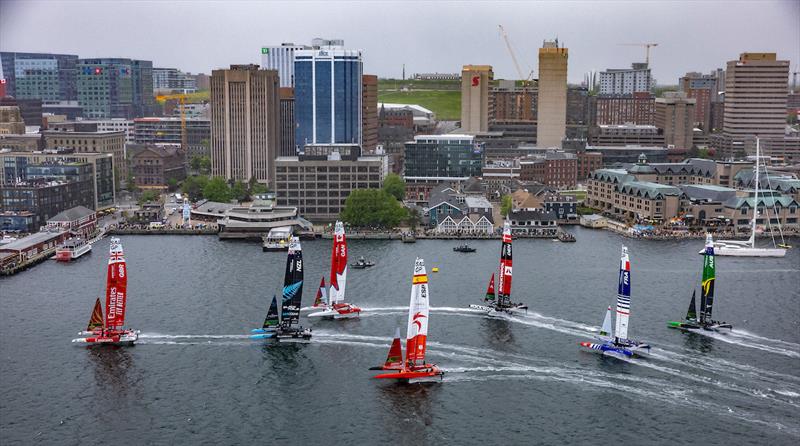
[139,333,251,340]
[727,329,800,351]
[691,330,800,359]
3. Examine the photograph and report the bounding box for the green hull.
[667,321,700,330]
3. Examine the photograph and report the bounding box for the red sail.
[104,239,127,329]
[485,273,496,301]
[383,327,404,370]
[329,221,347,304]
[87,298,104,331]
[497,222,513,301]
[313,276,327,307]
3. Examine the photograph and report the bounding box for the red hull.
[373,365,443,381]
[333,303,361,315]
[55,251,72,262]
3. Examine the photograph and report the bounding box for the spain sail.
[686,290,698,321]
[281,237,303,326]
[700,234,715,323]
[496,221,513,307]
[104,238,127,329]
[615,245,631,341]
[329,221,347,305]
[87,298,104,331]
[406,258,430,366]
[599,306,613,341]
[484,273,495,301]
[314,277,327,307]
[263,295,280,328]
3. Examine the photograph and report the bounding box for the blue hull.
[249,333,276,340]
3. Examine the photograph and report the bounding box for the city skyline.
[1,0,798,85]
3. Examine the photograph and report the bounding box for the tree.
[190,155,211,174]
[249,177,268,196]
[341,189,407,228]
[501,194,513,217]
[166,177,179,192]
[382,173,406,201]
[138,190,160,204]
[203,177,232,202]
[182,175,209,201]
[231,180,248,202]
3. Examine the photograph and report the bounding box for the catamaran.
[706,138,786,257]
[580,245,650,357]
[670,234,733,332]
[250,237,312,341]
[308,221,361,319]
[72,238,138,346]
[469,221,528,315]
[372,258,444,382]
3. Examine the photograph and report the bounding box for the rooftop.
[0,230,66,252]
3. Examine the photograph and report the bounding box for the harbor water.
[1,227,798,445]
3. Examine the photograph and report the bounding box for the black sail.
[280,237,303,326]
[686,290,697,321]
[263,295,280,328]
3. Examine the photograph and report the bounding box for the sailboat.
[707,138,786,257]
[469,221,528,315]
[369,327,403,371]
[580,245,650,357]
[250,237,312,341]
[669,234,733,332]
[372,258,444,382]
[308,221,362,319]
[72,238,138,346]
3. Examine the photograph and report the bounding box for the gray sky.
[1,0,798,84]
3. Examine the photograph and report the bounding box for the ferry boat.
[262,226,293,251]
[55,237,92,261]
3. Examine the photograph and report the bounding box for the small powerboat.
[453,244,476,253]
[350,256,375,269]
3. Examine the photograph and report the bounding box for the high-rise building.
[362,75,378,153]
[404,134,484,178]
[594,92,656,126]
[294,44,363,148]
[491,79,535,122]
[260,43,311,88]
[460,65,493,133]
[679,71,724,133]
[133,117,211,158]
[210,65,280,186]
[537,40,568,148]
[152,68,197,93]
[279,87,296,156]
[598,63,653,95]
[0,52,79,101]
[723,53,790,141]
[41,129,126,179]
[76,58,155,119]
[655,92,695,150]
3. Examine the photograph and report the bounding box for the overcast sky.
[1,0,798,85]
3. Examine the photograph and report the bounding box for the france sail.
[72,238,138,346]
[469,221,527,314]
[580,245,650,357]
[669,234,733,331]
[309,221,361,319]
[373,258,443,382]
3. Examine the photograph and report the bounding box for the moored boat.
[372,258,444,383]
[469,221,527,315]
[72,238,138,346]
[453,244,476,253]
[669,234,733,332]
[580,245,650,357]
[55,237,92,262]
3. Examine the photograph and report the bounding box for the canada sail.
[329,221,347,306]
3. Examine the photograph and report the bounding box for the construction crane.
[618,43,659,65]
[155,93,188,152]
[498,25,535,120]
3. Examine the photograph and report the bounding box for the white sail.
[329,221,347,304]
[600,306,614,341]
[615,245,631,341]
[405,258,430,364]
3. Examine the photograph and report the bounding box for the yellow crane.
[618,43,659,65]
[498,25,535,120]
[155,93,188,151]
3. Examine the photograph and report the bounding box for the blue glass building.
[294,46,362,150]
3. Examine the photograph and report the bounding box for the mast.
[329,221,347,305]
[280,237,304,327]
[750,137,760,248]
[700,234,716,323]
[104,238,127,330]
[615,245,631,341]
[496,221,513,307]
[405,258,430,368]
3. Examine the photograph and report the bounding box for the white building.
[79,118,134,144]
[599,63,653,95]
[260,43,311,88]
[152,68,197,94]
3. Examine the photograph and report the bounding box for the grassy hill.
[378,90,461,121]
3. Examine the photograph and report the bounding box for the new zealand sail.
[669,234,733,332]
[469,221,528,315]
[72,238,138,346]
[308,221,361,319]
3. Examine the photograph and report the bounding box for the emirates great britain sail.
[72,238,138,346]
[469,221,527,315]
[308,221,361,319]
[669,234,732,331]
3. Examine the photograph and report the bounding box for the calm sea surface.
[1,228,799,445]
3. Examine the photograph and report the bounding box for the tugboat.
[453,244,476,253]
[55,237,92,261]
[350,256,375,269]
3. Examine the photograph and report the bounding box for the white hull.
[700,244,786,257]
[469,304,528,316]
[307,308,360,319]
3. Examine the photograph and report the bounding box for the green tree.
[231,180,248,202]
[138,190,160,204]
[166,177,179,192]
[182,175,209,201]
[341,189,407,228]
[501,194,513,217]
[248,177,269,196]
[203,177,232,202]
[382,173,406,201]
